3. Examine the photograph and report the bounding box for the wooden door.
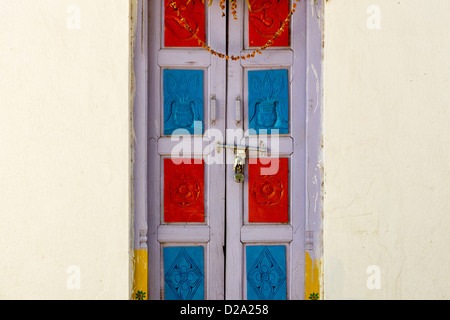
[147,0,227,300]
[225,0,306,300]
[147,0,312,300]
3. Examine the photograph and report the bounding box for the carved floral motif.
[168,174,201,207]
[248,158,289,223]
[250,175,285,207]
[165,0,205,47]
[249,0,290,47]
[164,247,204,300]
[164,159,205,223]
[247,246,287,300]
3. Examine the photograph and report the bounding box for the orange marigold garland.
[172,0,300,61]
[220,0,226,16]
[230,0,238,20]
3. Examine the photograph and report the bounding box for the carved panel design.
[169,174,201,207]
[164,158,205,223]
[164,246,205,300]
[164,0,206,47]
[248,69,289,135]
[164,69,204,135]
[248,158,289,223]
[248,0,290,47]
[251,175,284,207]
[246,245,287,300]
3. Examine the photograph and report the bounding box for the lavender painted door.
[148,0,227,301]
[145,0,321,300]
[226,0,308,300]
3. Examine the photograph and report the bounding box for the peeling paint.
[305,0,324,300]
[310,63,320,114]
[311,0,323,28]
[129,0,138,300]
[132,249,148,300]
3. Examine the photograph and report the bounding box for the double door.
[148,0,307,300]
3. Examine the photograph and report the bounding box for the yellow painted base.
[305,251,322,300]
[132,249,148,300]
[132,249,321,300]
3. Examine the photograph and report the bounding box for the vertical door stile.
[290,0,307,300]
[148,0,162,301]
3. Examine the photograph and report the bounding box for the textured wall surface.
[0,0,131,299]
[323,0,450,299]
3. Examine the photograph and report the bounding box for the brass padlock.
[233,155,245,183]
[234,172,244,183]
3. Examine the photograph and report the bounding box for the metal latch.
[216,142,268,183]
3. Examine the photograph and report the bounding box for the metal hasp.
[215,143,268,154]
[216,142,268,183]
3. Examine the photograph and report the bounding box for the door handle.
[235,96,241,127]
[210,95,216,125]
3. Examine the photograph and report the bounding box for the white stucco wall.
[0,0,131,299]
[323,0,450,299]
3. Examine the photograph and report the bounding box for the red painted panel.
[164,158,205,223]
[164,0,206,48]
[248,0,290,47]
[248,158,289,223]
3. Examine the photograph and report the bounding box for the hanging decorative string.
[169,0,300,61]
[195,0,256,19]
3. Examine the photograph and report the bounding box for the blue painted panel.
[248,69,289,134]
[246,245,287,300]
[164,69,204,135]
[164,246,204,300]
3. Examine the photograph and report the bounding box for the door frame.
[131,0,324,300]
